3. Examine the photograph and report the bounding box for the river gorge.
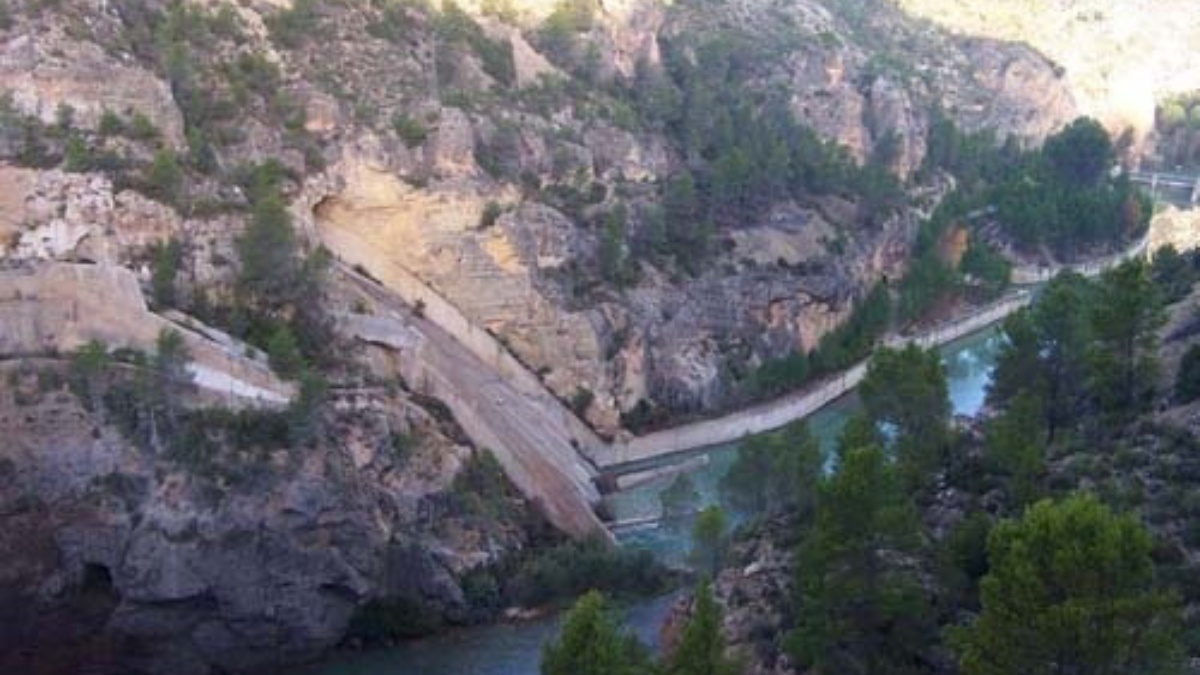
[308,326,1004,675]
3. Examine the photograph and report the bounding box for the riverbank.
[304,592,683,675]
[590,228,1153,475]
[605,327,1005,552]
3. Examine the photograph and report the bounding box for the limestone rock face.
[597,0,666,78]
[428,108,482,179]
[0,28,185,148]
[897,0,1200,148]
[1149,206,1200,255]
[0,0,1106,667]
[0,374,530,675]
[2,167,179,263]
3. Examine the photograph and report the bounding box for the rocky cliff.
[896,0,1200,160]
[0,360,539,675]
[0,0,1090,671]
[0,0,1077,433]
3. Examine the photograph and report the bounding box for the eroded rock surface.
[0,368,533,675]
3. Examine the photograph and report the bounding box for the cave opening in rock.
[80,562,117,606]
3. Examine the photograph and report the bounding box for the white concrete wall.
[601,293,1032,468]
[318,224,605,454]
[1010,233,1149,285]
[601,231,1154,470]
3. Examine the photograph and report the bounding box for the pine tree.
[667,581,737,675]
[237,193,300,310]
[1030,271,1092,441]
[720,421,823,521]
[952,495,1183,675]
[984,390,1046,506]
[600,204,629,286]
[858,344,951,486]
[541,591,652,675]
[987,309,1043,408]
[1089,259,1165,420]
[690,506,727,579]
[146,150,184,205]
[789,445,931,675]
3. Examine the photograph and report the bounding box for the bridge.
[1128,170,1200,206]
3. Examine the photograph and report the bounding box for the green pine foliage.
[1089,259,1166,420]
[1175,344,1200,403]
[1151,244,1196,304]
[858,343,951,485]
[541,591,655,675]
[984,390,1047,506]
[666,581,738,675]
[788,444,932,674]
[719,421,823,522]
[149,238,183,308]
[690,506,728,579]
[951,495,1183,675]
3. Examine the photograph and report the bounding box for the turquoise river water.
[309,327,1005,675]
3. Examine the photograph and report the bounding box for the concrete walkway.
[594,230,1154,474]
[322,214,1156,535]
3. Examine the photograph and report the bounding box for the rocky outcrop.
[0,263,291,406]
[0,21,185,148]
[0,1,1110,669]
[1,167,180,263]
[669,0,1076,178]
[897,0,1200,150]
[1149,206,1200,255]
[660,519,798,675]
[0,362,534,675]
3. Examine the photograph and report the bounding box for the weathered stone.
[0,30,185,147]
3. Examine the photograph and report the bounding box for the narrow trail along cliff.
[321,199,1163,531]
[596,227,1157,473]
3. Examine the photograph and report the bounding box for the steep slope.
[895,0,1200,153]
[0,0,1091,671]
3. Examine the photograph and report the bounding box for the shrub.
[62,135,92,173]
[267,0,321,49]
[569,387,594,415]
[479,201,503,229]
[504,537,671,607]
[1176,344,1200,403]
[127,112,160,141]
[145,150,184,205]
[149,238,183,308]
[346,597,442,643]
[98,110,124,136]
[391,112,429,148]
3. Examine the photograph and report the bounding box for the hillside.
[895,0,1200,161]
[0,0,1163,673]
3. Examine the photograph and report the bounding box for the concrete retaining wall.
[1010,233,1150,285]
[342,271,610,539]
[317,223,604,454]
[600,292,1032,469]
[600,231,1153,471]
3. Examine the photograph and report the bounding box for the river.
[309,326,1005,675]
